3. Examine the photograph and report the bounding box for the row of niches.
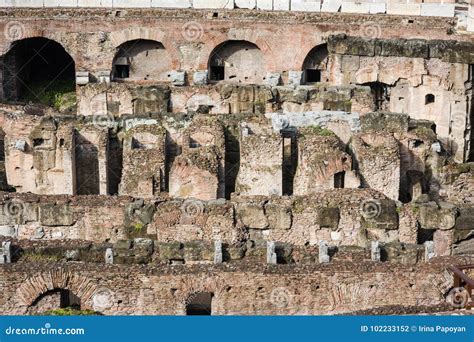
[0,109,466,205]
[3,35,472,164]
[2,37,331,103]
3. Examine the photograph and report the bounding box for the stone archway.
[175,275,225,315]
[16,269,99,311]
[208,40,265,84]
[2,37,76,105]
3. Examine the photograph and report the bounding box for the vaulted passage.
[186,292,213,315]
[27,289,81,315]
[112,39,171,81]
[209,40,264,84]
[2,37,75,105]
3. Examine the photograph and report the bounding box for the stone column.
[214,240,223,264]
[319,240,330,263]
[105,248,114,264]
[267,241,277,264]
[0,241,11,263]
[371,241,381,262]
[424,241,435,261]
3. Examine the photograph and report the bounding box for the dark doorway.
[186,292,213,315]
[75,133,100,195]
[302,44,328,85]
[334,171,345,189]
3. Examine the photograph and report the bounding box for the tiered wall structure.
[0,4,473,315]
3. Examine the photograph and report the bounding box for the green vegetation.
[299,125,335,138]
[22,251,62,262]
[41,307,99,316]
[23,79,76,112]
[133,222,144,232]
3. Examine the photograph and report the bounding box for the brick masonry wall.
[0,0,466,23]
[0,9,461,73]
[0,258,459,315]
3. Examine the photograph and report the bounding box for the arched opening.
[27,289,81,315]
[3,37,76,109]
[425,94,435,105]
[208,40,265,84]
[186,292,213,315]
[112,39,171,81]
[362,81,391,111]
[302,44,328,84]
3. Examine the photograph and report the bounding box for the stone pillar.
[97,70,111,84]
[214,240,223,264]
[105,248,114,264]
[288,71,303,87]
[0,241,11,263]
[267,241,277,264]
[318,240,330,263]
[76,71,90,86]
[424,241,435,261]
[264,72,281,86]
[433,230,454,257]
[371,241,381,262]
[193,70,208,85]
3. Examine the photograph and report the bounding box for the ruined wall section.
[328,35,474,163]
[0,260,458,315]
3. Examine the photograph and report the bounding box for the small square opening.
[305,69,321,84]
[210,65,224,81]
[115,65,130,79]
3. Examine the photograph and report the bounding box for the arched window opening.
[209,40,264,84]
[425,94,435,105]
[186,292,213,315]
[112,39,171,81]
[3,37,76,110]
[302,44,328,84]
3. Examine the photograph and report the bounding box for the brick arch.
[16,269,99,310]
[294,38,329,71]
[1,32,76,62]
[175,274,226,314]
[197,30,272,71]
[108,28,180,70]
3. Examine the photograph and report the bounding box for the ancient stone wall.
[0,259,460,315]
[0,8,473,316]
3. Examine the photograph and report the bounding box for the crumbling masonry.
[0,4,473,315]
